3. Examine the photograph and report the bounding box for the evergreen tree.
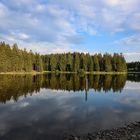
[103,53,112,72]
[59,54,66,71]
[0,42,43,72]
[0,42,128,73]
[73,53,80,72]
[93,54,100,71]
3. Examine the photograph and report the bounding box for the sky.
[0,0,140,62]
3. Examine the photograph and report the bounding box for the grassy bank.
[85,71,127,75]
[45,71,127,75]
[0,71,46,75]
[0,71,127,75]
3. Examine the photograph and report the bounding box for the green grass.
[44,71,127,75]
[85,71,127,75]
[0,71,127,75]
[0,71,46,75]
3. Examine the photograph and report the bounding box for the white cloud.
[0,0,140,54]
[104,0,138,10]
[127,13,140,30]
[21,42,72,54]
[10,32,30,40]
[0,1,84,53]
[9,0,34,6]
[124,52,140,62]
[35,4,46,12]
[0,2,9,18]
[18,33,29,40]
[118,35,140,46]
[100,9,125,33]
[104,0,120,7]
[0,32,30,43]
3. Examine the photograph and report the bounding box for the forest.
[127,62,140,72]
[0,42,127,73]
[42,52,127,72]
[0,42,43,72]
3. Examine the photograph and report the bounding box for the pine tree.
[93,54,100,71]
[103,53,112,72]
[59,54,66,71]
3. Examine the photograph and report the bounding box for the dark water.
[0,74,140,140]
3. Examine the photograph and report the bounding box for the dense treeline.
[42,53,127,72]
[0,42,127,73]
[127,62,140,72]
[0,42,43,72]
[0,74,127,103]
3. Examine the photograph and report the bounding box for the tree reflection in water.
[0,73,135,103]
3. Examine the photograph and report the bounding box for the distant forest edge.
[0,42,138,73]
[127,62,140,72]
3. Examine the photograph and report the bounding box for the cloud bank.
[0,0,140,61]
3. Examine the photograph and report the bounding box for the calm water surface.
[0,74,140,140]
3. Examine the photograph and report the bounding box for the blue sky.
[0,0,140,61]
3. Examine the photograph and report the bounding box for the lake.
[0,74,140,140]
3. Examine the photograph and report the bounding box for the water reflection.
[0,74,139,140]
[127,73,140,82]
[0,74,127,103]
[44,74,127,92]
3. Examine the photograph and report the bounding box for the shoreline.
[0,71,46,75]
[64,121,140,140]
[0,71,128,75]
